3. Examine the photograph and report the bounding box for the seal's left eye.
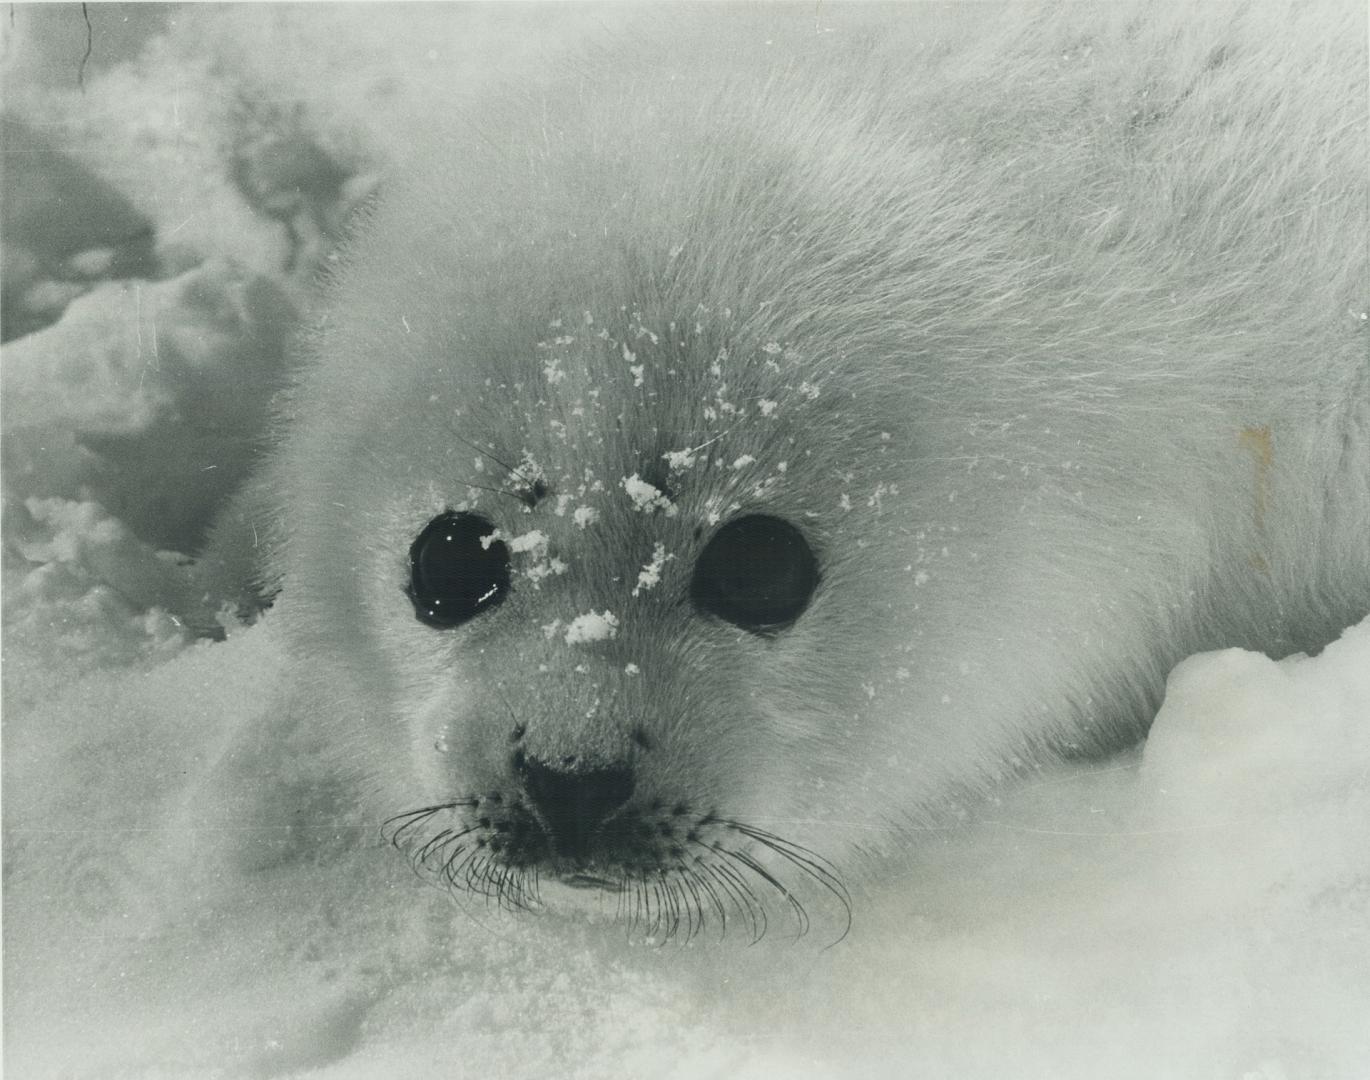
[690,514,819,632]
[407,512,510,628]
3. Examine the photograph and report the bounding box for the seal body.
[227,3,1368,930]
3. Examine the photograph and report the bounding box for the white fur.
[223,3,1368,885]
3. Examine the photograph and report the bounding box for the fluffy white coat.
[210,2,1368,917]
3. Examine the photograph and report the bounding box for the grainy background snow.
[3,5,1368,1078]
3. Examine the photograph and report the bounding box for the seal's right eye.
[407,512,510,628]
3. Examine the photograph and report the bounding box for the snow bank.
[5,575,1367,1078]
[2,260,295,553]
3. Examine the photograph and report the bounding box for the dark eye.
[690,515,819,631]
[407,512,510,628]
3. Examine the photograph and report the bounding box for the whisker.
[381,806,442,846]
[720,820,853,945]
[381,812,433,847]
[627,875,647,939]
[674,867,708,944]
[481,856,506,904]
[456,480,529,504]
[660,873,684,944]
[703,856,766,945]
[687,864,730,941]
[414,827,456,864]
[381,798,479,841]
[512,867,537,912]
[497,865,530,913]
[482,858,508,905]
[441,843,478,888]
[646,880,667,940]
[724,820,847,886]
[464,850,490,899]
[449,432,536,490]
[726,846,810,941]
[727,824,851,923]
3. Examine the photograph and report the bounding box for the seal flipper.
[171,679,352,878]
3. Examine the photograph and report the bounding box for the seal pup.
[211,3,1368,940]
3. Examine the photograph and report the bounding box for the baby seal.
[214,3,1368,939]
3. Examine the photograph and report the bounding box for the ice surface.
[3,6,1368,1078]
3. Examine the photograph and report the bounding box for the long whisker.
[725,821,847,888]
[381,798,479,845]
[704,856,766,945]
[673,866,707,944]
[415,827,457,864]
[687,864,730,942]
[443,843,481,889]
[646,879,667,940]
[381,807,442,847]
[660,872,685,944]
[496,864,528,913]
[723,821,853,944]
[449,432,537,489]
[627,874,647,938]
[724,846,810,941]
[464,850,491,899]
[530,863,543,908]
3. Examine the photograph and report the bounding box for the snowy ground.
[4,6,1369,1079]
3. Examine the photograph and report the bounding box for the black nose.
[519,757,634,857]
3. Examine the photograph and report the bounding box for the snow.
[6,558,1368,1076]
[663,448,702,472]
[3,6,1369,1079]
[632,544,673,597]
[563,611,621,646]
[498,529,566,586]
[622,473,679,517]
[2,260,294,553]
